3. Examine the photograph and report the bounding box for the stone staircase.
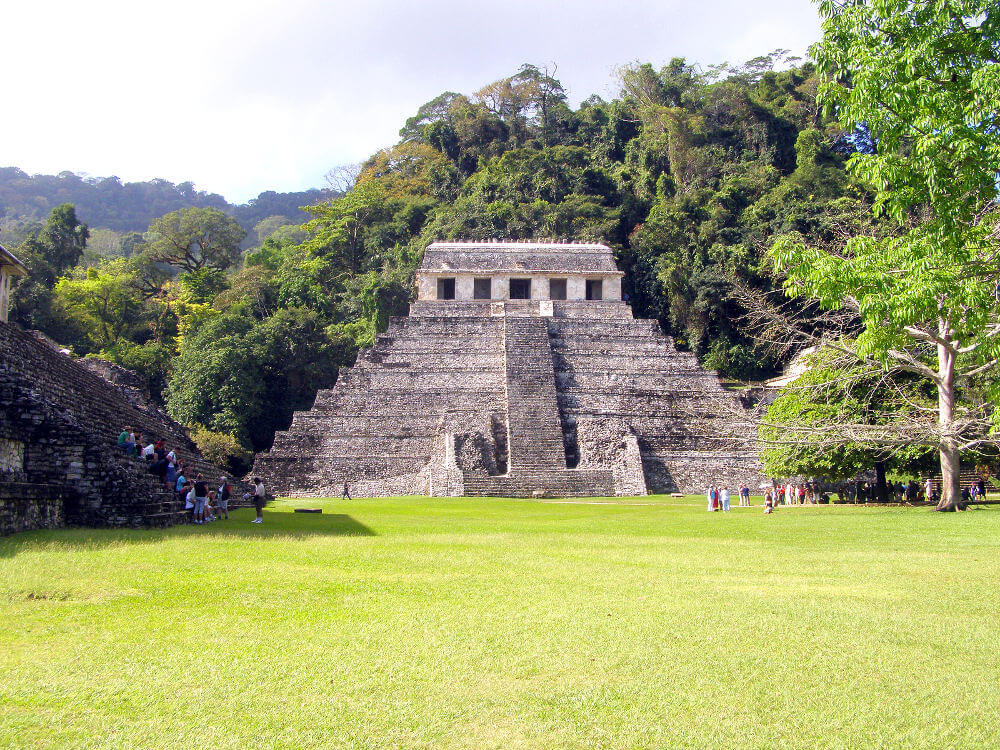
[257,314,509,496]
[462,467,614,498]
[502,316,567,470]
[460,315,615,498]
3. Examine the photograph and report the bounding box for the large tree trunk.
[874,460,888,502]
[936,342,962,511]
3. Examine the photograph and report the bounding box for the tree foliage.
[769,1,1000,509]
[144,207,246,272]
[6,53,883,458]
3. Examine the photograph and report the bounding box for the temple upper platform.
[416,240,624,303]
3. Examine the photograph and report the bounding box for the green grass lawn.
[2,496,999,749]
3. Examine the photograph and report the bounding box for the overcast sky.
[3,0,822,203]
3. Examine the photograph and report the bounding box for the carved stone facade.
[257,241,763,497]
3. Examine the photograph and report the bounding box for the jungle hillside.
[2,52,870,463]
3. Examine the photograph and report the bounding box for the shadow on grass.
[0,509,375,559]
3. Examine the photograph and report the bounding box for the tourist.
[218,476,230,520]
[184,483,195,522]
[342,481,351,501]
[165,458,177,488]
[150,454,168,483]
[175,469,187,505]
[125,430,136,457]
[205,491,218,522]
[706,485,717,512]
[252,477,266,523]
[764,493,774,514]
[193,474,208,524]
[739,483,750,507]
[142,440,156,463]
[720,485,730,512]
[117,427,129,453]
[785,481,794,506]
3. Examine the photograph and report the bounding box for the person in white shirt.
[252,478,266,523]
[720,486,730,512]
[184,485,195,522]
[142,443,155,462]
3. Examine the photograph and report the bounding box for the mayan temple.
[257,241,762,497]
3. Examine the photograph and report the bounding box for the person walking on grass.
[342,480,351,501]
[720,485,730,512]
[252,477,266,523]
[739,483,750,507]
[707,485,716,512]
[217,476,230,520]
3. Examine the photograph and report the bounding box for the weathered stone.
[256,241,763,497]
[0,321,247,535]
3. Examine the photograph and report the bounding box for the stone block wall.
[549,317,763,493]
[256,314,509,497]
[0,322,246,535]
[257,298,764,498]
[0,482,66,535]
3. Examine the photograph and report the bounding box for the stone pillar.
[0,272,9,323]
[567,277,586,301]
[536,275,551,300]
[605,276,622,301]
[417,274,436,301]
[456,275,474,300]
[495,275,511,300]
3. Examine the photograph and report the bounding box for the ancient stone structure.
[257,241,763,497]
[1,244,27,324]
[0,321,243,535]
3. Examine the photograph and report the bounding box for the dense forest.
[0,168,335,247]
[4,51,872,466]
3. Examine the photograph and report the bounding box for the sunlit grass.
[1,496,998,748]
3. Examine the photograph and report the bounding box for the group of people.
[117,426,266,524]
[706,484,752,512]
[764,481,825,507]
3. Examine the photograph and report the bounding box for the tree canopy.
[5,53,882,458]
[769,1,1000,509]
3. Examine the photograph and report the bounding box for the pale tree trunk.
[936,341,962,511]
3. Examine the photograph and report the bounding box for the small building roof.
[420,240,622,276]
[0,244,27,277]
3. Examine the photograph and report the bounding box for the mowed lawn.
[1,497,999,749]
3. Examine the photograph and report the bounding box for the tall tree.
[39,203,89,273]
[144,207,246,273]
[770,1,1000,510]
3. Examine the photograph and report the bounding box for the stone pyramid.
[256,241,762,497]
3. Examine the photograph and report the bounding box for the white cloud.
[0,0,821,203]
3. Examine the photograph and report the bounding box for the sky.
[3,0,822,204]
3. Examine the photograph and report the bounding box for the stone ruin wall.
[0,322,247,535]
[261,315,509,497]
[257,299,764,498]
